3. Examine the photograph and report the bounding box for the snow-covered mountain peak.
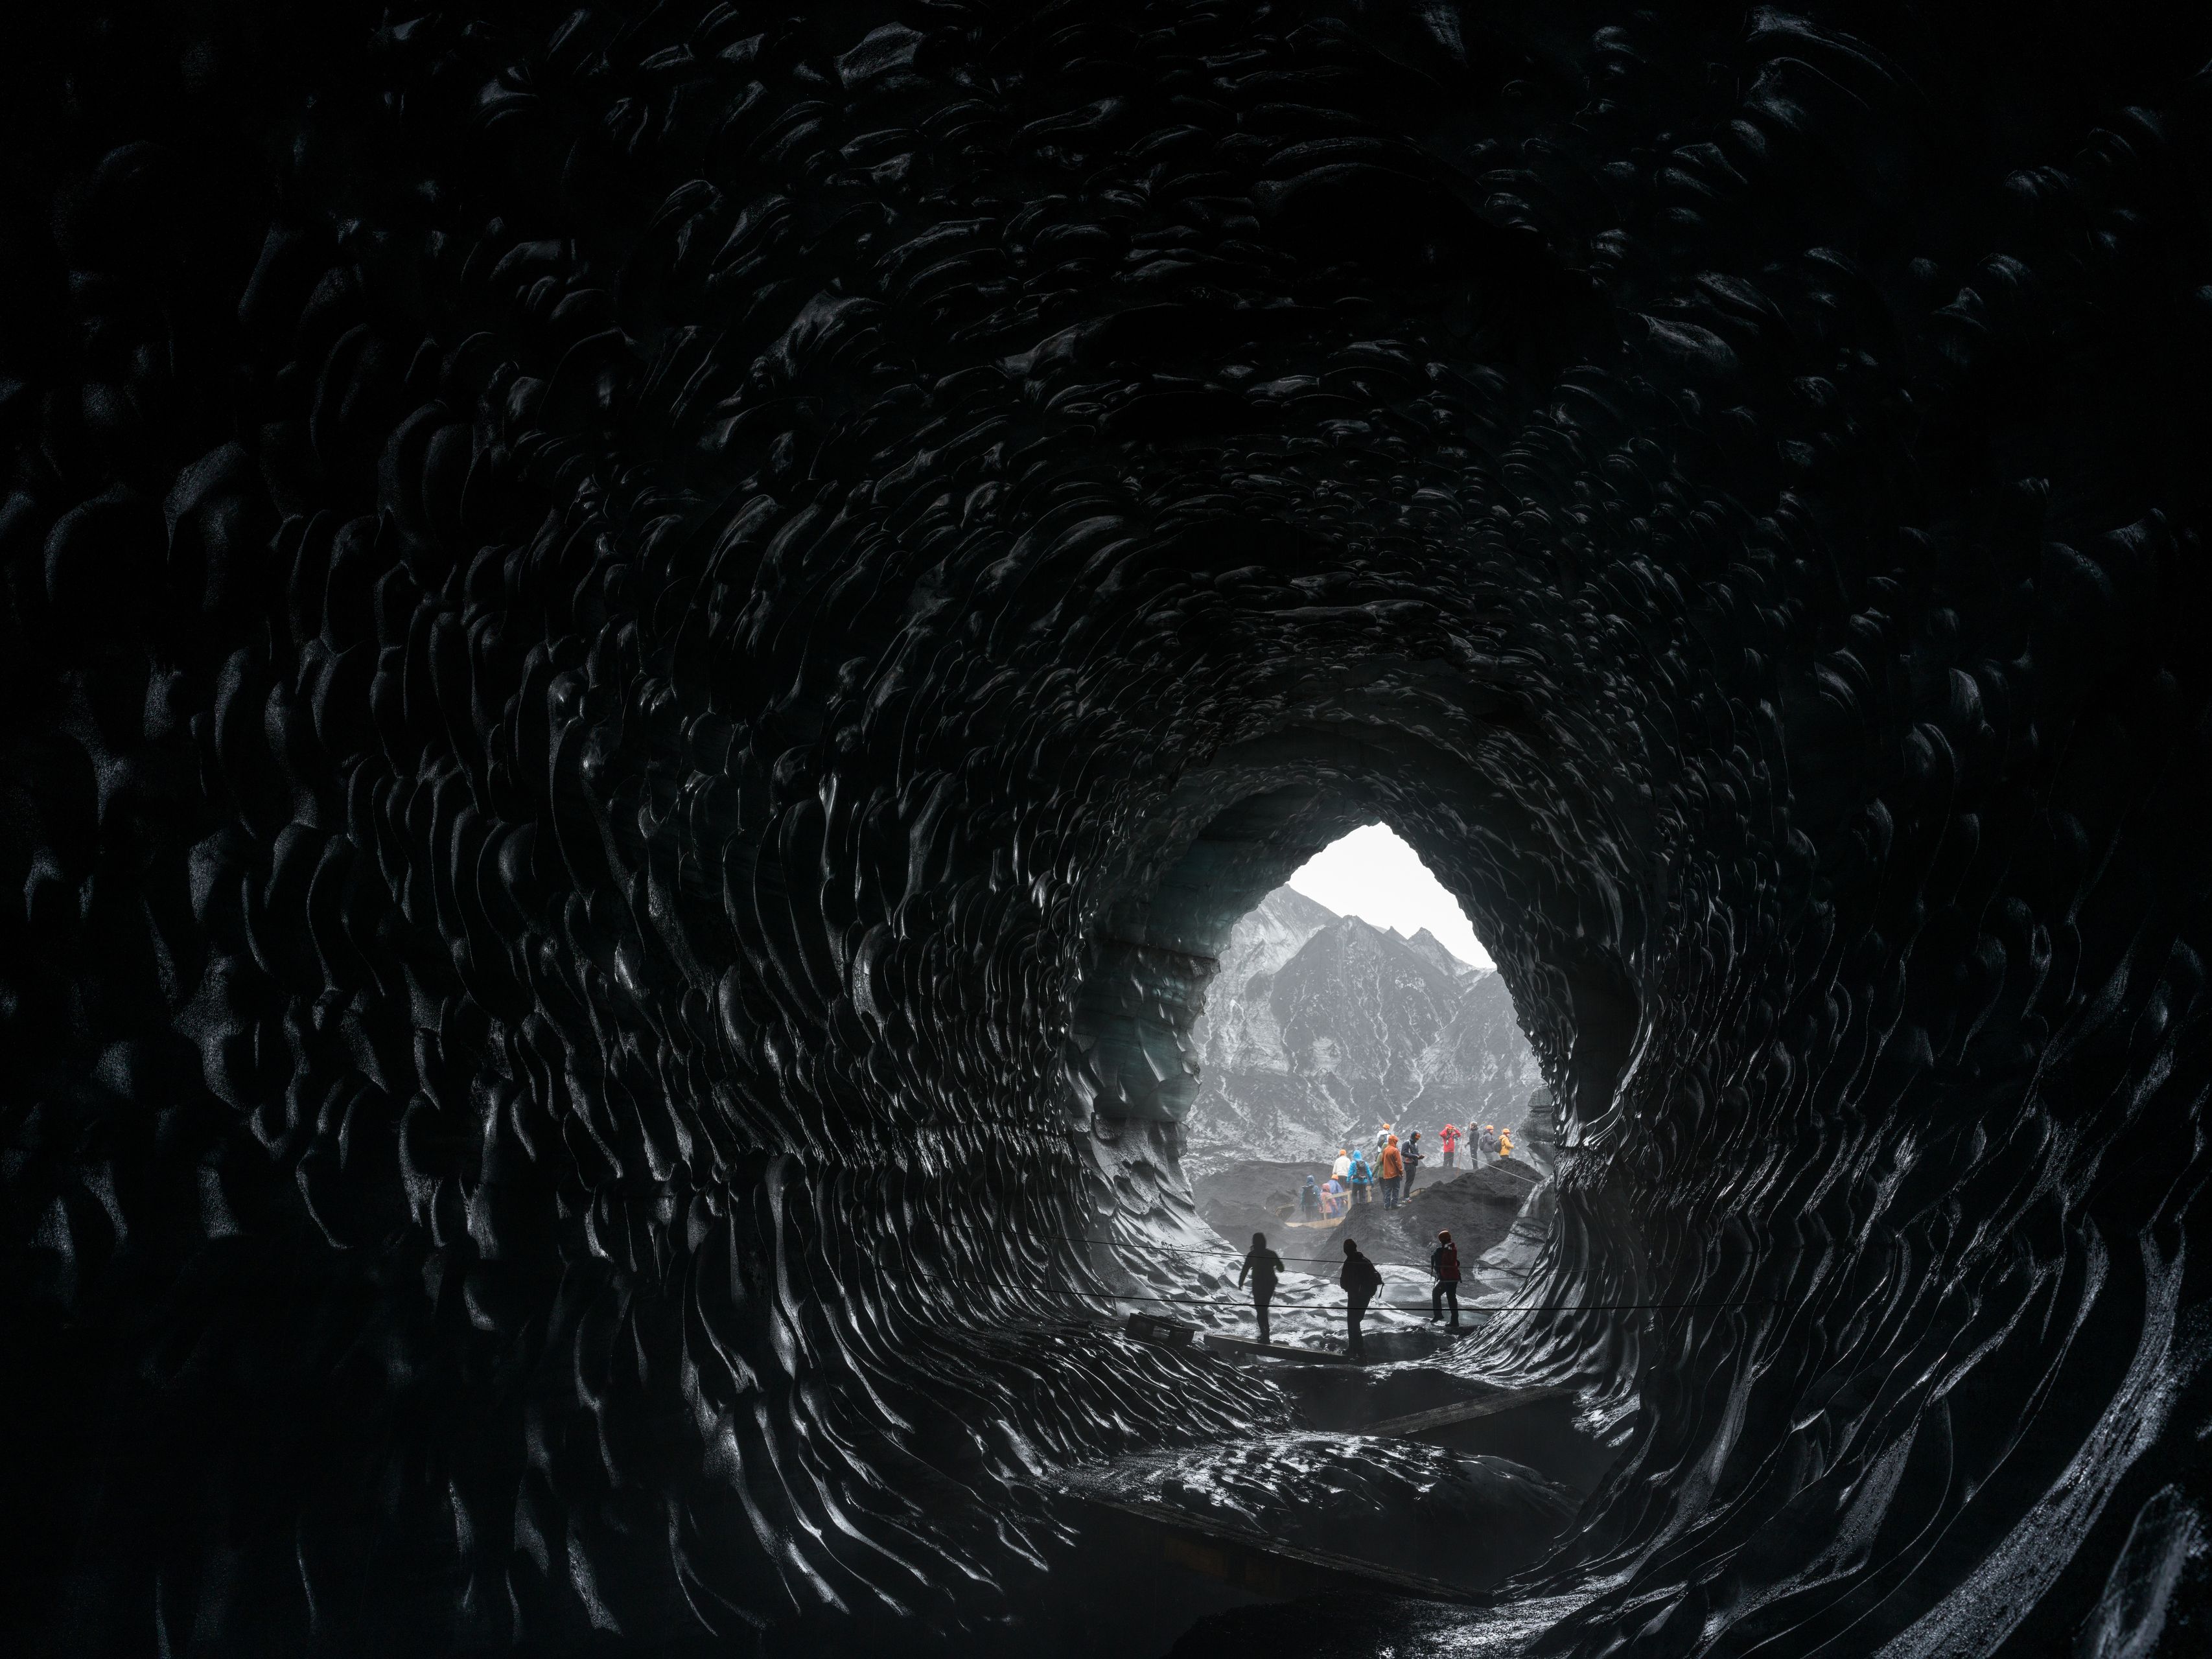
[1402,926,1485,982]
[1184,886,1541,1163]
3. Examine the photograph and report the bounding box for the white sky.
[1287,822,1494,971]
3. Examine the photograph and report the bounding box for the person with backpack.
[1348,1147,1374,1205]
[1239,1232,1286,1345]
[1299,1174,1320,1221]
[1430,1229,1463,1330]
[1340,1238,1383,1360]
[1439,1122,1461,1168]
[1379,1134,1404,1209]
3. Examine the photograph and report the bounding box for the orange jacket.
[1379,1140,1403,1179]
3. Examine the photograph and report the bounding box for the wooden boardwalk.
[1364,1384,1581,1438]
[1069,1490,1489,1604]
[1051,1379,1579,1603]
[1199,1330,1368,1365]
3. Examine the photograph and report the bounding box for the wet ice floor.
[1059,1432,1578,1590]
[1165,1592,1602,1658]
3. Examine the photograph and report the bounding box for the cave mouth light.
[1285,822,1493,973]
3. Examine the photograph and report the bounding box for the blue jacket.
[1348,1152,1373,1185]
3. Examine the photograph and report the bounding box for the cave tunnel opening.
[1172,815,1563,1306]
[9,3,2212,1658]
[1065,723,1638,1154]
[1073,777,1564,1224]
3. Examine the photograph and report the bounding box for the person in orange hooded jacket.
[1379,1134,1404,1209]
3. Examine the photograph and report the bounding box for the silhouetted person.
[1431,1228,1463,1330]
[1340,1238,1382,1360]
[1239,1232,1285,1345]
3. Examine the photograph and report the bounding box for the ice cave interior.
[6,2,2212,1656]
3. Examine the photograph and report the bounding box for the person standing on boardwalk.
[1299,1174,1320,1221]
[1379,1134,1404,1209]
[1340,1238,1382,1360]
[1439,1122,1460,1168]
[1430,1229,1463,1331]
[1239,1232,1286,1345]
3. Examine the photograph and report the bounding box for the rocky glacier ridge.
[1184,886,1543,1166]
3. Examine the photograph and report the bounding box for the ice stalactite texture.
[6,2,2212,1655]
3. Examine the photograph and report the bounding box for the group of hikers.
[1226,1113,1515,1358]
[1297,1119,1515,1220]
[1237,1227,1467,1360]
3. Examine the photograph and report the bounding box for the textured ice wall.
[6,3,2212,1655]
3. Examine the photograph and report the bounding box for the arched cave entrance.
[1065,765,1570,1260]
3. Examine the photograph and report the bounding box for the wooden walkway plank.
[1070,1491,1489,1605]
[1364,1384,1580,1438]
[1200,1330,1368,1365]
